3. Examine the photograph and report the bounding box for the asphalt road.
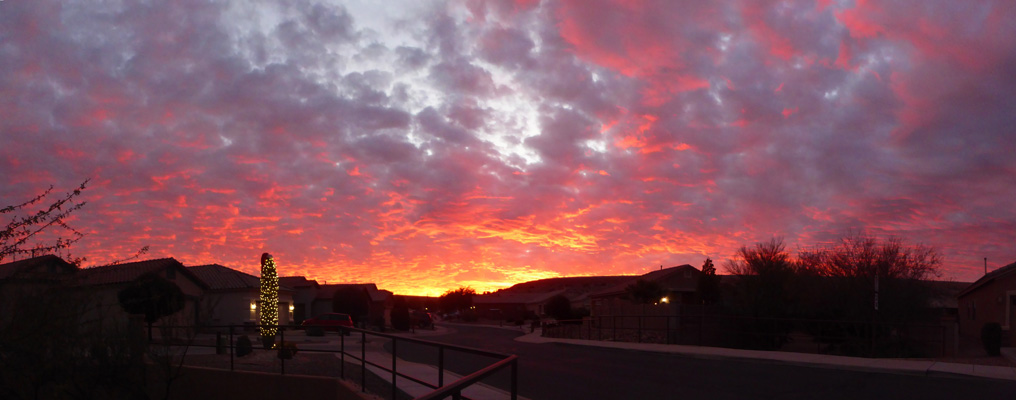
[386,324,1016,400]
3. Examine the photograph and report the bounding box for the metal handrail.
[155,323,519,400]
[414,355,518,400]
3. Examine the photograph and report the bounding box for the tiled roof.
[189,264,260,290]
[78,258,184,286]
[0,254,75,280]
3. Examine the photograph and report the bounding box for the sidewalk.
[516,328,1016,381]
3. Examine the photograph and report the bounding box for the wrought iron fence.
[151,323,517,400]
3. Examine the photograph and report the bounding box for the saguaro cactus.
[259,252,279,342]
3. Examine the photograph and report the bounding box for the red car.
[301,313,354,333]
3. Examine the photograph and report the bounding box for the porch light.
[660,297,669,304]
[289,304,295,312]
[250,301,257,311]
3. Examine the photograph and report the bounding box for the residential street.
[387,324,1016,400]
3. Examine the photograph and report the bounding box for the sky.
[2,0,1014,296]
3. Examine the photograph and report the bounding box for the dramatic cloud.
[2,0,1013,295]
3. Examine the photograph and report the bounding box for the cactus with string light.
[259,252,279,346]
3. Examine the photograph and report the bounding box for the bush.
[981,322,1002,356]
[236,335,253,357]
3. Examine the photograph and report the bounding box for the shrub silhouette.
[981,322,1002,356]
[117,275,185,340]
[236,335,253,357]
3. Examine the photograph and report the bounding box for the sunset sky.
[2,0,1014,296]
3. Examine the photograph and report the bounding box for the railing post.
[361,331,367,392]
[941,324,946,357]
[280,326,285,375]
[391,338,397,400]
[613,316,617,341]
[229,325,234,371]
[438,347,445,387]
[341,329,345,379]
[638,316,642,343]
[511,356,518,400]
[698,310,703,346]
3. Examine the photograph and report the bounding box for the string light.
[259,252,279,339]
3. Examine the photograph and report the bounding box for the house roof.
[189,264,261,290]
[957,260,1016,299]
[474,289,568,305]
[926,280,971,309]
[592,264,700,298]
[0,254,76,280]
[317,283,391,303]
[279,276,319,289]
[77,258,206,288]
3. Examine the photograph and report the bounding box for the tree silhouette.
[117,275,185,340]
[544,294,574,320]
[800,234,942,322]
[1,179,148,265]
[697,258,721,305]
[439,287,476,314]
[1,180,88,264]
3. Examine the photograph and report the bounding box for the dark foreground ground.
[387,324,1016,400]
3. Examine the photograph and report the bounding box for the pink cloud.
[0,0,1013,295]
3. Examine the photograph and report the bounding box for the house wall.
[289,286,318,323]
[202,290,258,328]
[591,297,678,317]
[958,272,1016,345]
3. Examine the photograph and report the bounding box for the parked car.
[301,313,353,335]
[411,310,434,328]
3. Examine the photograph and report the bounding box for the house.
[488,275,632,312]
[279,276,320,324]
[189,264,296,329]
[0,255,80,330]
[76,258,208,335]
[0,254,78,283]
[590,264,702,316]
[957,260,1016,346]
[474,290,568,321]
[310,283,393,328]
